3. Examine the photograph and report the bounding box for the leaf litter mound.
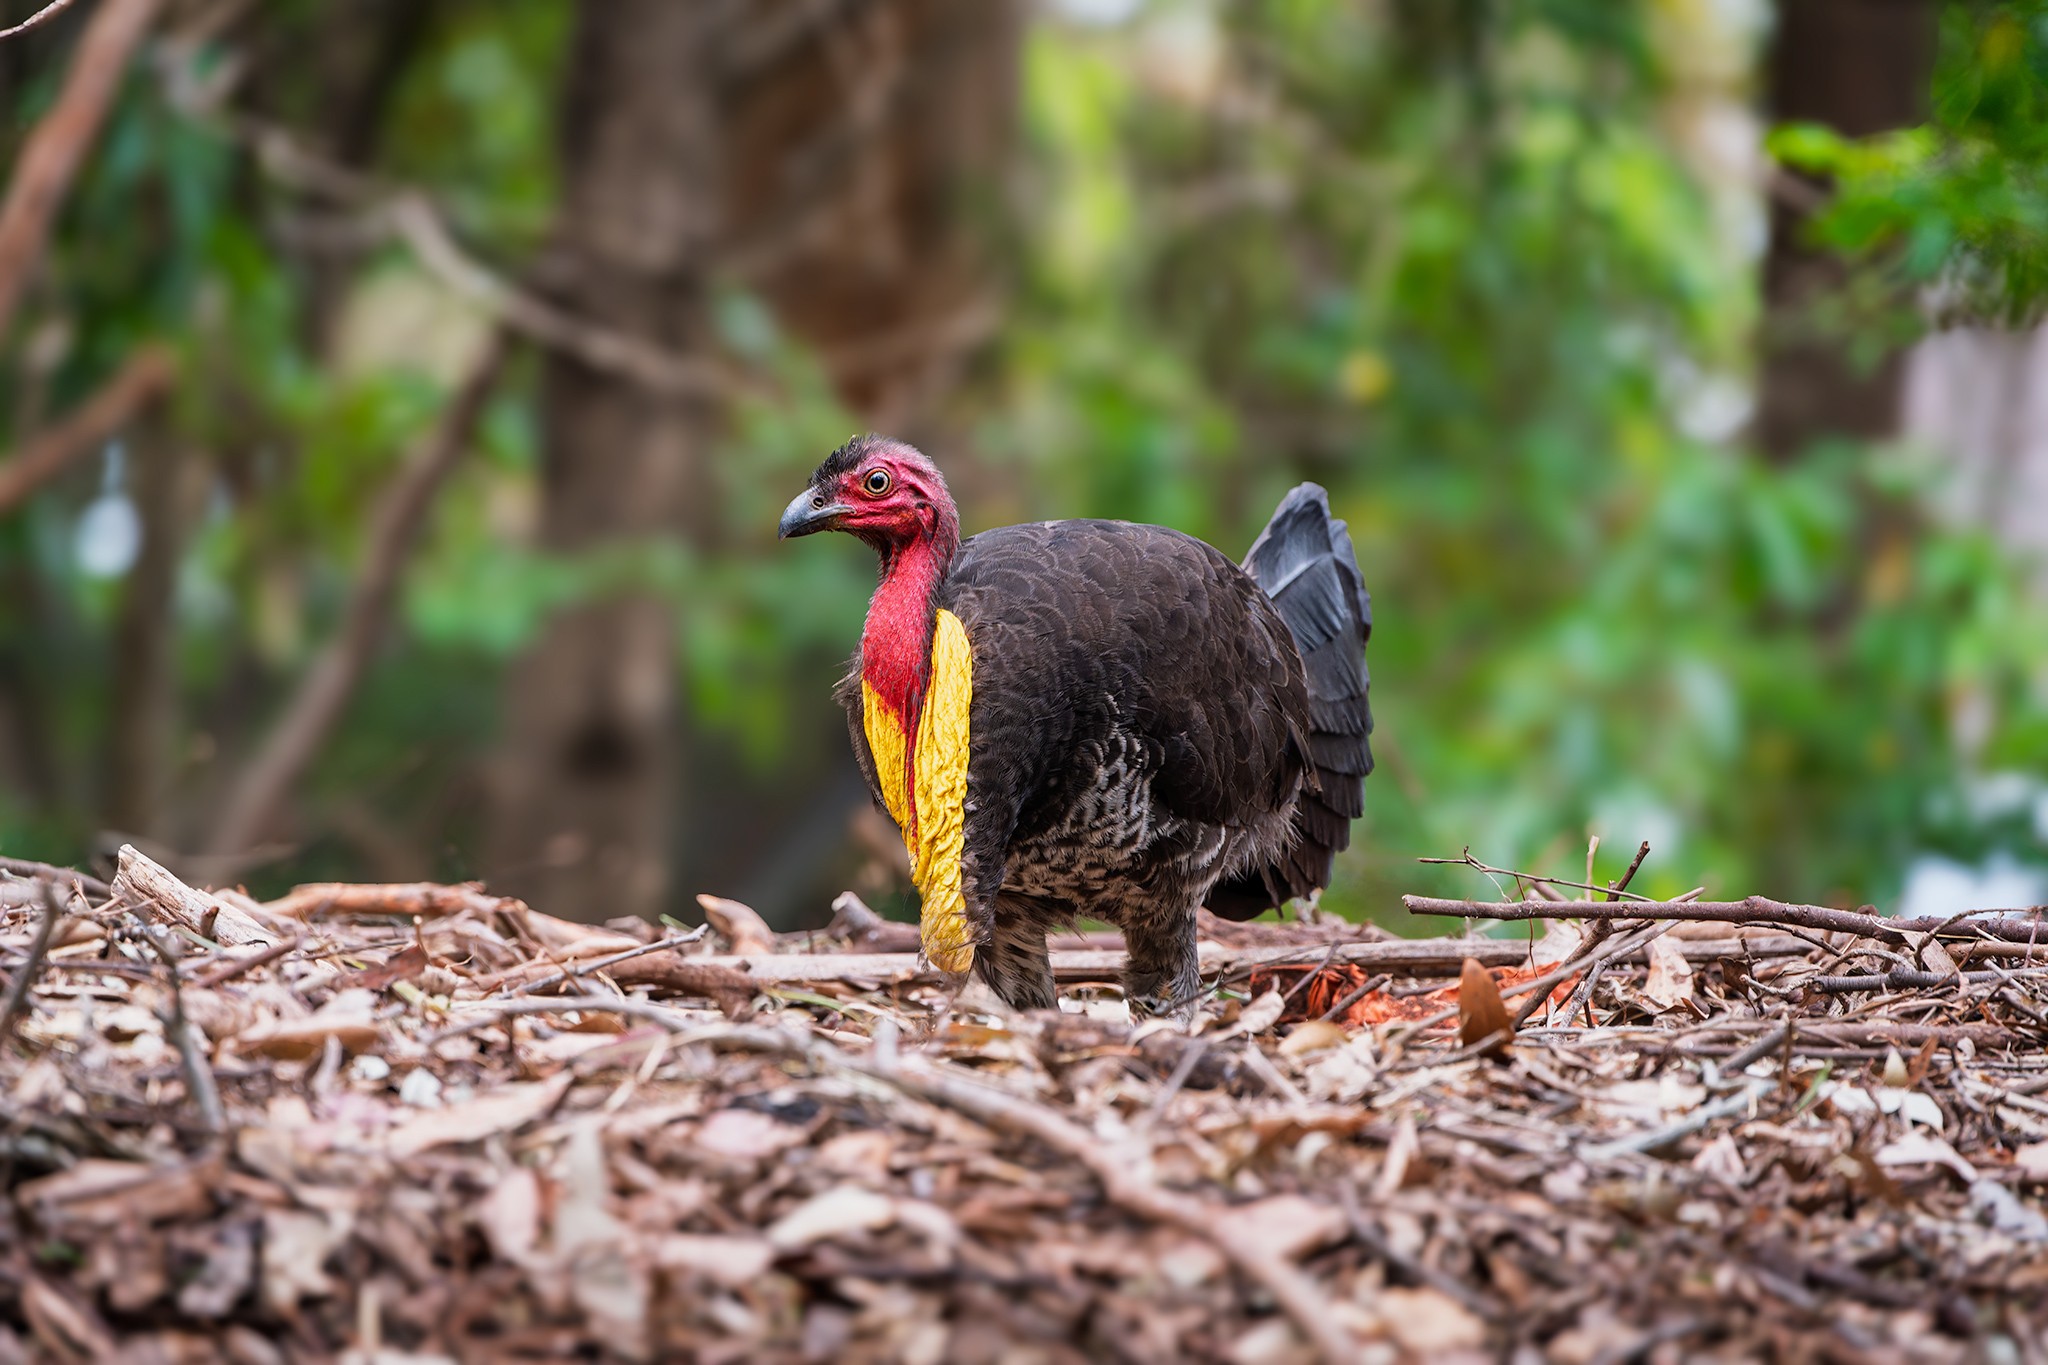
[2,845,2046,1363]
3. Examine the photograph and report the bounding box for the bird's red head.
[777,435,959,558]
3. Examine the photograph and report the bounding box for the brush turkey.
[779,436,1373,1012]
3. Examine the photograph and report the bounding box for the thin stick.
[1812,967,2048,994]
[0,0,81,41]
[589,934,1810,990]
[1402,896,2048,946]
[504,926,710,997]
[0,0,164,339]
[203,333,510,863]
[1318,972,1391,1023]
[1717,1022,1793,1074]
[1277,943,1341,1007]
[1608,841,1651,901]
[1580,1081,1769,1162]
[0,347,175,515]
[1417,850,1659,903]
[189,934,303,989]
[136,920,225,1136]
[0,886,63,1046]
[0,857,109,898]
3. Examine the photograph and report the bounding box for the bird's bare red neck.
[860,508,959,726]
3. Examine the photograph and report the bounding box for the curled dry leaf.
[1216,1194,1347,1263]
[697,893,777,956]
[1457,957,1511,1054]
[1641,934,1696,1011]
[657,1233,777,1288]
[233,1014,381,1061]
[1378,1286,1488,1353]
[14,1158,217,1226]
[386,1072,572,1158]
[474,1166,542,1268]
[260,1209,347,1313]
[767,1184,897,1250]
[1220,988,1288,1040]
[1277,1019,1348,1057]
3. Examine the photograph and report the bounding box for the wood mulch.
[2,848,2045,1363]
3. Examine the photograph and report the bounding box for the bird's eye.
[862,469,892,496]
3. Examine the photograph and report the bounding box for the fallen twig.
[504,925,711,997]
[1608,840,1652,901]
[1580,1080,1770,1161]
[0,856,109,899]
[0,886,63,1047]
[135,918,225,1136]
[112,844,280,947]
[1402,895,2048,946]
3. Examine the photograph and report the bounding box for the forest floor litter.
[2,847,2046,1363]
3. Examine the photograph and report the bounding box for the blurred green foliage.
[1774,1,2048,328]
[0,0,2044,919]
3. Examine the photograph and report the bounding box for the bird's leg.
[972,905,1057,1011]
[1120,900,1202,1017]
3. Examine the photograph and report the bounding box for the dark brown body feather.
[836,494,1372,1011]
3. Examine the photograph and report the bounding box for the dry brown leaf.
[767,1183,897,1249]
[695,1107,807,1162]
[1215,1194,1346,1262]
[259,1209,346,1313]
[335,943,428,992]
[1277,1019,1348,1056]
[1641,934,1697,1011]
[386,1072,572,1158]
[656,1234,777,1288]
[1378,1286,1487,1352]
[474,1166,542,1267]
[1220,988,1287,1040]
[1457,957,1510,1054]
[21,1275,115,1363]
[2016,1142,2048,1185]
[1531,918,1584,969]
[697,893,776,955]
[14,1158,216,1226]
[234,1014,381,1062]
[1375,1112,1420,1200]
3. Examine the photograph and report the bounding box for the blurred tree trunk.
[1755,0,1936,458]
[720,0,1019,434]
[485,3,721,920]
[699,0,1021,924]
[488,1,1018,923]
[103,433,205,840]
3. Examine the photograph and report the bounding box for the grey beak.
[778,488,847,540]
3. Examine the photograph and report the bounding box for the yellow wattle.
[861,608,975,974]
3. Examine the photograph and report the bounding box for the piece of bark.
[113,845,279,947]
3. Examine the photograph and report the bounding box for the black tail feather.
[1206,483,1372,921]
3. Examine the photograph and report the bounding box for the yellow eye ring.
[863,469,892,496]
